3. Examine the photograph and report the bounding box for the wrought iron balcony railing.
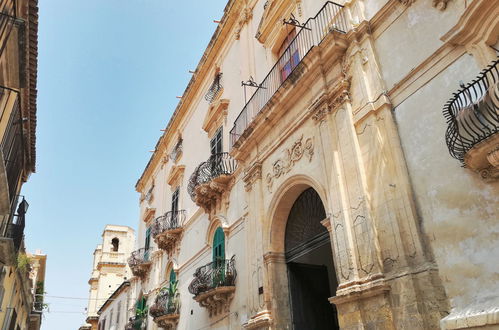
[187,152,237,202]
[3,195,28,254]
[230,1,349,148]
[188,256,237,297]
[149,290,180,318]
[125,316,147,330]
[151,210,185,237]
[169,139,183,163]
[128,248,152,278]
[443,59,499,164]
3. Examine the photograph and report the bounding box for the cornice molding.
[202,98,230,135]
[167,165,186,187]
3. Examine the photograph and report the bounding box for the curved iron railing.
[188,256,237,296]
[443,59,499,164]
[125,316,146,330]
[230,1,349,148]
[151,210,186,237]
[128,248,151,269]
[149,290,180,318]
[187,152,237,201]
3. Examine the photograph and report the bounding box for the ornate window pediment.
[255,0,301,47]
[167,165,185,187]
[202,98,230,135]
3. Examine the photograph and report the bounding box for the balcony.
[443,59,499,181]
[127,248,152,278]
[188,256,237,317]
[0,88,24,215]
[150,290,180,329]
[230,1,349,149]
[151,210,186,255]
[0,195,27,266]
[187,152,237,212]
[125,316,147,330]
[169,139,183,163]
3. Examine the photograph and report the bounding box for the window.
[210,127,223,155]
[111,238,119,252]
[213,227,225,264]
[144,227,151,261]
[278,29,300,82]
[171,188,179,214]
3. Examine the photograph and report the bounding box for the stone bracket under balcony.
[194,286,236,317]
[153,314,180,329]
[193,176,233,213]
[154,227,183,255]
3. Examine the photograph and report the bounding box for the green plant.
[17,254,31,272]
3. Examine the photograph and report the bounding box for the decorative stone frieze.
[265,135,314,192]
[243,162,262,192]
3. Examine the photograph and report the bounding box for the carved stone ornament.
[266,135,314,192]
[398,0,416,6]
[243,162,262,192]
[310,79,350,122]
[433,0,450,10]
[153,314,179,329]
[154,228,183,257]
[194,286,236,317]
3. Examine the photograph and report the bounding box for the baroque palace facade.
[122,0,498,329]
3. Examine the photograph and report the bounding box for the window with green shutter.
[212,227,225,263]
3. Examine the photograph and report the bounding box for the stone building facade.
[125,0,498,329]
[82,225,135,330]
[0,0,40,329]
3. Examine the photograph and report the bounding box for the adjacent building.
[97,281,132,330]
[0,0,40,329]
[28,250,47,329]
[125,0,497,329]
[81,225,135,330]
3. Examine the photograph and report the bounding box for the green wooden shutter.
[213,227,225,262]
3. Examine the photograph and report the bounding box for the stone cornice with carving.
[143,207,156,223]
[243,162,262,192]
[398,0,451,10]
[265,135,314,192]
[255,0,296,46]
[310,79,350,121]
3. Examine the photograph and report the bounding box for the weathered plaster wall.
[395,53,499,316]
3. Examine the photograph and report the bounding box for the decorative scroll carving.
[266,135,314,192]
[433,0,450,10]
[243,162,262,192]
[310,79,350,122]
[235,7,253,40]
[398,0,416,6]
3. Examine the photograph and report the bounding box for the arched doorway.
[285,188,339,330]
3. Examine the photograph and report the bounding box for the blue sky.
[23,1,228,328]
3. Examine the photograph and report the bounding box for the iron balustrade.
[125,316,146,330]
[230,1,349,148]
[188,256,237,296]
[4,195,27,253]
[128,248,151,268]
[169,139,183,163]
[0,88,24,205]
[187,152,237,202]
[443,59,499,164]
[151,210,186,237]
[149,290,180,318]
[205,72,223,103]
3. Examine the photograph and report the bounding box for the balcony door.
[144,227,151,261]
[278,29,300,82]
[212,227,225,286]
[210,127,223,176]
[171,188,179,227]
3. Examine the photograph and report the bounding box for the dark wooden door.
[288,262,339,330]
